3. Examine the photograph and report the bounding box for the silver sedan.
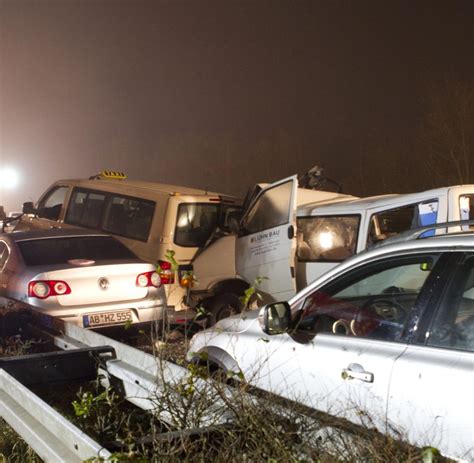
[0,228,165,328]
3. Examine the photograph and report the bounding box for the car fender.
[190,345,241,375]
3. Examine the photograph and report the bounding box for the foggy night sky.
[0,0,473,212]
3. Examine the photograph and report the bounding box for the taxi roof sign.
[99,170,127,180]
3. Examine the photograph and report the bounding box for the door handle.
[288,225,294,239]
[341,363,374,383]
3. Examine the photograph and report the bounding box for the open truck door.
[236,175,298,302]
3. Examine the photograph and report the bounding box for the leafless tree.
[417,79,474,186]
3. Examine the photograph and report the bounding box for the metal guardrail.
[0,369,111,462]
[42,321,236,427]
[1,314,331,461]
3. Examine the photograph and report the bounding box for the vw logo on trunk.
[98,277,109,290]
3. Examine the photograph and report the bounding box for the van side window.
[368,200,438,245]
[65,188,155,242]
[103,196,155,242]
[66,190,87,223]
[37,186,69,221]
[65,190,106,229]
[297,215,360,262]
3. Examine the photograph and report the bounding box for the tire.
[207,293,243,326]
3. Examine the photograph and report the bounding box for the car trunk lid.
[34,262,155,306]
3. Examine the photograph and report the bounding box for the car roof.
[297,184,474,216]
[55,178,235,198]
[2,228,110,243]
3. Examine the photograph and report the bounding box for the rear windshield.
[174,203,220,247]
[18,236,136,266]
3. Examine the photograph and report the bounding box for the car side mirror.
[22,202,36,215]
[258,301,292,335]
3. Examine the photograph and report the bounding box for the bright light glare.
[0,168,20,190]
[318,231,334,250]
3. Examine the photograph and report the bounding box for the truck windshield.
[174,203,220,248]
[297,215,360,262]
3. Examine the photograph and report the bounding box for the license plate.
[83,310,132,328]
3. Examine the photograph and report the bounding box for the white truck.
[188,175,474,323]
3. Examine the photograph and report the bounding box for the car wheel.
[207,293,243,326]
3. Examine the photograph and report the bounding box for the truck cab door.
[236,175,298,302]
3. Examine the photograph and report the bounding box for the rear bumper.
[21,298,166,329]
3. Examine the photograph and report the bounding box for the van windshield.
[174,203,220,248]
[297,215,360,262]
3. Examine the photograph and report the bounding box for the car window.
[426,254,474,352]
[18,236,136,266]
[37,186,69,220]
[174,203,219,247]
[102,195,155,242]
[66,188,155,242]
[66,190,106,229]
[368,200,438,245]
[297,215,360,262]
[293,254,440,343]
[241,180,293,235]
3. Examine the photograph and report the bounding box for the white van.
[189,175,474,322]
[12,171,241,322]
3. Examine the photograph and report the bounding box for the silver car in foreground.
[0,229,165,328]
[188,230,474,461]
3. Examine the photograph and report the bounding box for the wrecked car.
[188,226,474,461]
[0,228,166,329]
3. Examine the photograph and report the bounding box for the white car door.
[243,252,445,433]
[387,252,474,460]
[236,176,298,302]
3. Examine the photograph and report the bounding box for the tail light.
[178,264,194,288]
[28,280,71,299]
[157,260,175,284]
[136,271,161,288]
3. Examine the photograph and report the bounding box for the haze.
[1,0,473,212]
